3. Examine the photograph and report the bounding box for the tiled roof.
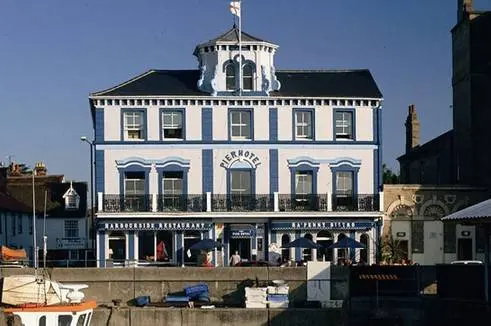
[6,176,87,218]
[91,69,383,99]
[0,192,31,213]
[442,198,491,221]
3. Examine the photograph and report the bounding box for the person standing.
[229,251,241,266]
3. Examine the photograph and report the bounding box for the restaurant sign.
[101,221,211,231]
[230,229,255,238]
[270,221,374,231]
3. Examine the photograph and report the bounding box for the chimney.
[0,167,7,193]
[405,104,420,154]
[457,0,472,22]
[34,162,47,176]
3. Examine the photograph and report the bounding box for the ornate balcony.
[99,192,381,213]
[211,194,273,212]
[278,194,328,212]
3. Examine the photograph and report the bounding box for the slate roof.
[397,130,454,162]
[442,198,491,222]
[200,25,271,44]
[91,69,383,99]
[0,192,31,213]
[6,176,87,218]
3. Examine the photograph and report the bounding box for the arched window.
[281,234,290,263]
[360,233,369,264]
[226,64,235,90]
[243,64,253,90]
[316,230,333,261]
[303,233,313,261]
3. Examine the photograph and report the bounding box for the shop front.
[222,223,266,265]
[269,220,376,265]
[96,220,213,267]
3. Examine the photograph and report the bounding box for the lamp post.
[80,136,95,256]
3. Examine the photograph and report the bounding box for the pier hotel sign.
[220,150,262,169]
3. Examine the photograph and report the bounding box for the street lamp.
[80,136,95,256]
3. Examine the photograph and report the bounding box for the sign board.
[220,150,262,169]
[230,229,255,238]
[270,221,374,231]
[100,221,211,231]
[56,238,86,249]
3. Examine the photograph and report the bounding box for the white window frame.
[336,171,353,196]
[335,111,353,139]
[295,111,313,139]
[295,171,313,196]
[162,111,184,140]
[124,111,144,140]
[230,110,252,140]
[124,173,145,195]
[64,220,79,239]
[163,172,183,196]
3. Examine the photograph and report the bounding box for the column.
[176,232,183,267]
[295,231,301,262]
[98,231,106,268]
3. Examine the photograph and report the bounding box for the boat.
[2,273,96,326]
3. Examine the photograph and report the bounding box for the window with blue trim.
[335,171,354,209]
[162,171,183,210]
[230,170,252,210]
[295,111,313,139]
[243,64,253,90]
[295,171,313,199]
[230,110,252,140]
[226,63,235,90]
[162,110,184,139]
[123,111,145,140]
[335,111,354,140]
[124,171,146,211]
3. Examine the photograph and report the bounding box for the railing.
[212,194,273,212]
[103,194,152,212]
[332,194,380,212]
[100,193,382,213]
[278,194,328,211]
[157,194,205,212]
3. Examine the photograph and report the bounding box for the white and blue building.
[89,26,384,267]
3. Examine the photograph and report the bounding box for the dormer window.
[63,182,80,210]
[226,64,236,90]
[243,64,253,90]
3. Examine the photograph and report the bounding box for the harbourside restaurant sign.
[102,222,211,231]
[271,221,374,231]
[220,150,261,169]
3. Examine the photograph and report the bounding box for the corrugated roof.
[91,69,383,99]
[442,198,491,221]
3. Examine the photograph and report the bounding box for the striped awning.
[359,274,399,280]
[442,198,491,222]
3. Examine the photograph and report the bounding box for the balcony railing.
[332,194,380,212]
[157,194,205,212]
[103,194,152,213]
[99,192,382,213]
[278,194,328,211]
[212,194,273,212]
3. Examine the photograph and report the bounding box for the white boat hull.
[1,275,66,306]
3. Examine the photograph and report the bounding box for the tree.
[382,164,399,184]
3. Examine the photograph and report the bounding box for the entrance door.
[229,238,251,262]
[457,238,473,260]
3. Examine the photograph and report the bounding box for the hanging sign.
[220,150,262,169]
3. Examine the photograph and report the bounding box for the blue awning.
[442,198,491,222]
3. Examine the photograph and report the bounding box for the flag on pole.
[230,1,241,17]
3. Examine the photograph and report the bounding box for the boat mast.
[43,190,47,269]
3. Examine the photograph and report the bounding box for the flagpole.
[238,0,242,96]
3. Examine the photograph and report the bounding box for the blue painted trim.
[269,149,279,193]
[349,231,355,260]
[292,108,315,141]
[128,231,135,260]
[330,164,360,196]
[202,149,213,193]
[120,108,147,141]
[224,225,230,266]
[156,164,189,196]
[95,108,104,142]
[374,149,379,195]
[202,108,213,141]
[118,165,151,196]
[159,108,186,141]
[329,157,361,167]
[333,108,356,141]
[264,223,269,262]
[295,231,301,261]
[115,157,153,168]
[95,150,105,195]
[377,105,383,191]
[98,231,105,267]
[289,163,319,195]
[217,91,269,96]
[154,157,190,167]
[226,168,256,196]
[288,157,320,167]
[269,108,278,141]
[96,140,378,145]
[228,108,254,141]
[176,232,183,266]
[223,60,237,91]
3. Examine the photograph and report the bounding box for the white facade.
[91,26,383,267]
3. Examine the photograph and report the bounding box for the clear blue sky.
[1,0,489,184]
